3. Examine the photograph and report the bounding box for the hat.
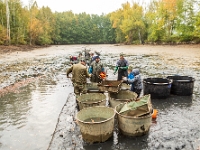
[89,51,94,54]
[120,52,124,56]
[128,65,134,70]
[95,55,100,59]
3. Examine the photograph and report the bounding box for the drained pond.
[0,45,200,150]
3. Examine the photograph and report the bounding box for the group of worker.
[69,53,83,65]
[67,51,142,98]
[67,50,104,96]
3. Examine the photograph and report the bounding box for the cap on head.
[95,55,100,59]
[128,65,134,71]
[89,51,94,54]
[120,52,124,57]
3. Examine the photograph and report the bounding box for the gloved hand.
[120,66,128,70]
[88,66,93,74]
[113,66,118,75]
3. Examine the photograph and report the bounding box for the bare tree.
[29,0,34,45]
[6,0,10,45]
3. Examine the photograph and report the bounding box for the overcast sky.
[21,0,150,15]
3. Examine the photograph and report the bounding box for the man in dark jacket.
[88,56,104,83]
[114,53,129,81]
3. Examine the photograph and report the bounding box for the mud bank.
[47,93,83,150]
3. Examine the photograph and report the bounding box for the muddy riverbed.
[0,44,200,150]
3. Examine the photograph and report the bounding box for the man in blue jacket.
[123,65,142,98]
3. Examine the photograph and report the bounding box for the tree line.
[0,0,199,45]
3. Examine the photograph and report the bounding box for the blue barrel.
[167,76,195,96]
[143,78,172,99]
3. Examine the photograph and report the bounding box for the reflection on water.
[0,87,32,137]
[0,75,73,150]
[151,95,193,111]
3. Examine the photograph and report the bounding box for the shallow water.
[0,74,73,150]
[0,45,200,150]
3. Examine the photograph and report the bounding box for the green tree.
[101,14,116,43]
[9,0,28,44]
[110,2,146,44]
[175,0,196,42]
[0,24,7,44]
[110,8,126,43]
[193,10,200,42]
[0,1,7,44]
[35,6,54,45]
[120,2,146,44]
[145,1,166,43]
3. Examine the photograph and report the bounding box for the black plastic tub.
[143,78,173,99]
[167,76,195,96]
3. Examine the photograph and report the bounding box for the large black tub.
[167,76,195,96]
[143,78,172,99]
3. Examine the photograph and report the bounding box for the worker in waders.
[113,53,129,81]
[77,53,84,63]
[123,65,142,98]
[69,55,78,65]
[89,50,101,65]
[88,56,105,83]
[66,60,91,96]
